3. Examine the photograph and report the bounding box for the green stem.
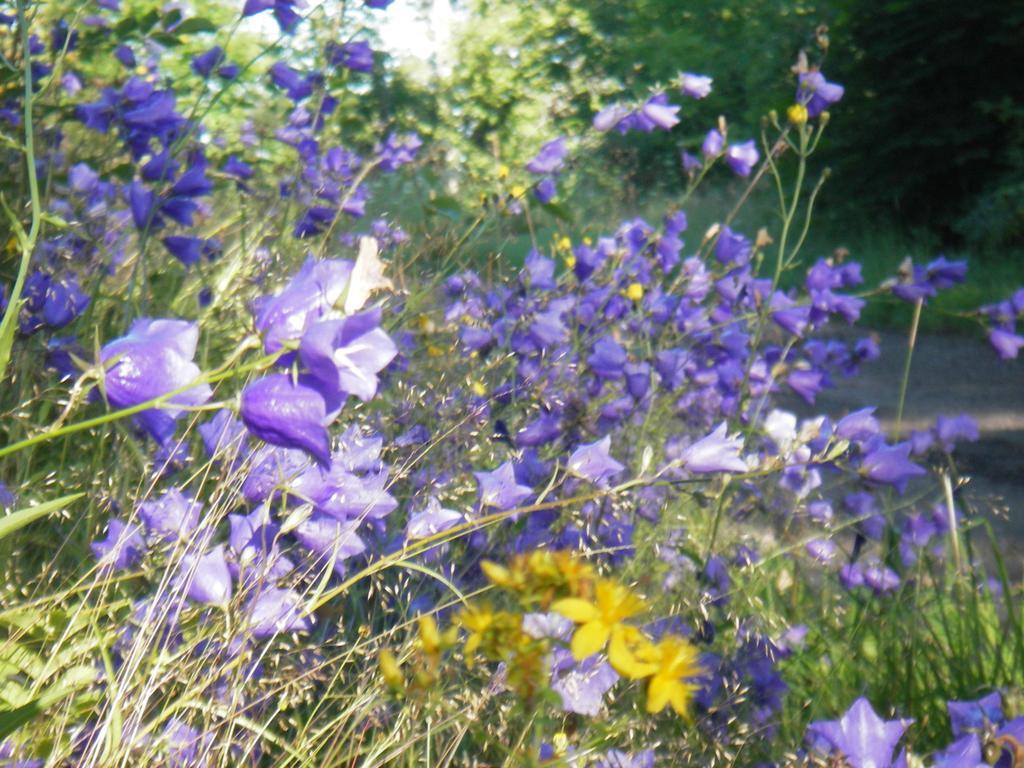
[702,479,732,568]
[0,349,278,460]
[892,297,923,440]
[0,0,43,380]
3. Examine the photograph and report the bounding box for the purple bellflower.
[252,257,353,354]
[680,423,748,473]
[330,40,373,73]
[806,697,911,768]
[860,442,926,493]
[679,72,712,99]
[725,140,759,177]
[797,71,845,117]
[299,308,398,402]
[91,518,145,570]
[248,587,312,638]
[137,488,202,544]
[948,692,1003,735]
[177,545,233,606]
[475,461,533,511]
[240,374,332,466]
[525,137,568,174]
[101,319,213,444]
[567,436,625,486]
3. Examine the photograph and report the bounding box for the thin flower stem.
[0,350,279,460]
[0,0,43,381]
[892,297,923,440]
[702,478,732,568]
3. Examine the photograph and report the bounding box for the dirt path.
[785,329,1024,568]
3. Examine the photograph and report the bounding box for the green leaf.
[161,8,183,29]
[150,32,181,47]
[173,17,219,35]
[0,493,85,542]
[137,10,161,32]
[112,16,138,37]
[0,665,96,740]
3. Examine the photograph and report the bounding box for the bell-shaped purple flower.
[989,327,1024,360]
[293,515,366,575]
[639,95,680,130]
[240,374,332,466]
[806,697,911,768]
[191,46,225,78]
[860,442,926,493]
[101,318,213,443]
[91,518,145,570]
[551,650,619,716]
[588,336,626,380]
[198,409,249,460]
[930,734,984,768]
[679,72,712,99]
[475,461,533,510]
[269,61,313,100]
[725,140,759,177]
[797,71,845,117]
[947,692,1003,736]
[248,587,312,638]
[525,137,568,174]
[299,308,397,403]
[593,103,630,132]
[178,545,233,606]
[836,407,881,443]
[330,40,373,73]
[567,436,625,486]
[702,128,724,157]
[680,423,748,473]
[138,488,202,544]
[806,538,837,564]
[406,497,463,540]
[252,257,353,354]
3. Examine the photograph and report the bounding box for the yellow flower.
[510,184,527,199]
[607,624,658,679]
[624,282,644,302]
[457,604,496,657]
[552,579,646,660]
[787,103,809,126]
[564,254,576,270]
[497,164,510,180]
[418,614,441,656]
[557,236,572,251]
[480,559,519,589]
[644,634,703,718]
[379,650,405,691]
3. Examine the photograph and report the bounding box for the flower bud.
[787,103,808,126]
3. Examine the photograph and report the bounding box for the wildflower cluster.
[0,1,1021,765]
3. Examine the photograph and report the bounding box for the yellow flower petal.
[608,626,657,679]
[551,597,599,624]
[480,560,512,587]
[571,621,611,660]
[646,675,673,714]
[670,681,698,719]
[418,615,441,655]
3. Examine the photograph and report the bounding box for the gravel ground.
[784,328,1024,574]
